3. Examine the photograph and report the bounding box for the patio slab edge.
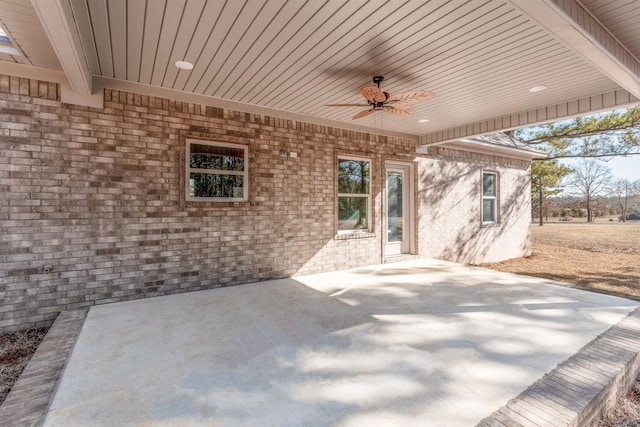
[477,306,640,427]
[0,309,88,427]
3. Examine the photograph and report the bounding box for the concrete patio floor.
[43,258,639,426]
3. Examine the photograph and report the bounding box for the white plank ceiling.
[0,0,58,68]
[0,0,638,137]
[581,0,640,61]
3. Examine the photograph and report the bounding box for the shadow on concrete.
[43,260,639,427]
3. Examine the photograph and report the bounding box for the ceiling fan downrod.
[372,76,386,109]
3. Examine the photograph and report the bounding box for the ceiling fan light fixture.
[529,85,547,93]
[175,60,194,70]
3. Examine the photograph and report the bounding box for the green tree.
[190,148,244,198]
[338,160,370,229]
[514,106,640,160]
[531,160,572,226]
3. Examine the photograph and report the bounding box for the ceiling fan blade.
[352,109,374,120]
[325,103,370,107]
[384,104,413,116]
[361,85,386,102]
[386,90,436,104]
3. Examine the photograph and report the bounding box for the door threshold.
[383,254,419,264]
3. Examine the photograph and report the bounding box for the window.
[482,171,498,223]
[0,26,20,56]
[338,157,371,232]
[0,26,9,43]
[186,140,248,201]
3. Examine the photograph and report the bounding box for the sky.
[559,155,639,181]
[517,106,639,181]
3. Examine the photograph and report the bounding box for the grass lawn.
[481,220,640,426]
[482,221,640,300]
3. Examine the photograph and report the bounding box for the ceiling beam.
[31,0,92,96]
[0,61,104,109]
[510,0,640,99]
[418,89,639,147]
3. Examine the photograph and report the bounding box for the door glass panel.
[387,171,403,243]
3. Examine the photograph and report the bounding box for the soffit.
[0,0,59,68]
[0,0,637,138]
[581,0,640,61]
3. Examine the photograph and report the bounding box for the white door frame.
[384,161,415,258]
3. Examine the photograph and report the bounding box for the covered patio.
[1,1,640,425]
[35,259,639,426]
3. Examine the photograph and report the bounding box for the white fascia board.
[31,0,92,96]
[421,140,546,161]
[0,62,103,108]
[510,0,640,99]
[0,62,414,130]
[94,76,419,142]
[0,61,67,84]
[419,88,639,146]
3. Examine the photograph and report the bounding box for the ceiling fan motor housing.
[325,75,435,120]
[370,76,388,109]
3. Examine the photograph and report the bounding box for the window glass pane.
[189,173,244,198]
[338,160,370,194]
[483,173,496,197]
[338,196,368,231]
[483,199,495,222]
[190,143,244,171]
[387,172,403,242]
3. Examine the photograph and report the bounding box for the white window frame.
[337,155,372,234]
[186,139,248,202]
[482,171,498,224]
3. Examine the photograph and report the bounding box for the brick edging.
[0,309,88,426]
[477,306,640,427]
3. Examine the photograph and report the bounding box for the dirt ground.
[0,328,47,405]
[481,221,640,426]
[482,222,640,301]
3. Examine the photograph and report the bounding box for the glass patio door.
[385,165,411,256]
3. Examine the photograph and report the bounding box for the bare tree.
[568,159,613,222]
[626,180,640,219]
[610,178,633,222]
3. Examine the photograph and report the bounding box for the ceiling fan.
[326,76,436,120]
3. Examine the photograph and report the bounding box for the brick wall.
[0,75,418,332]
[0,74,533,332]
[417,146,532,264]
